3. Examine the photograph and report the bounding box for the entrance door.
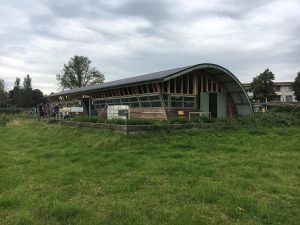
[209,93,217,118]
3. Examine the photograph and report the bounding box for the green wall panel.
[217,93,227,118]
[200,93,209,113]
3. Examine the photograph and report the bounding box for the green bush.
[199,116,217,123]
[73,116,98,123]
[127,118,154,125]
[270,105,300,113]
[0,108,21,114]
[107,118,127,125]
[0,116,9,127]
[237,112,299,127]
[168,118,190,124]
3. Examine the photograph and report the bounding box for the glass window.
[121,97,130,102]
[140,102,151,107]
[170,79,175,93]
[129,97,138,102]
[163,82,168,93]
[203,76,207,92]
[184,102,195,108]
[148,84,154,92]
[139,96,149,101]
[150,101,162,107]
[183,76,187,94]
[171,101,182,107]
[124,88,129,95]
[184,96,194,102]
[171,96,183,101]
[208,79,211,92]
[213,82,217,92]
[130,102,140,108]
[188,75,193,94]
[112,99,121,103]
[137,85,143,94]
[127,87,133,95]
[142,84,148,93]
[149,95,160,101]
[176,77,181,93]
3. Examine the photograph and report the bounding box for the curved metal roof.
[48,63,253,115]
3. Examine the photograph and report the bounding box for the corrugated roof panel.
[49,65,191,97]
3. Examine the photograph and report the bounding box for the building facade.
[47,63,253,119]
[243,82,297,102]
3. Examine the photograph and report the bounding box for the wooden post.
[88,98,91,117]
[193,72,198,95]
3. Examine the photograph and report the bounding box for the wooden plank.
[193,72,198,95]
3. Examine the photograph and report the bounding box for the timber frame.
[47,63,254,118]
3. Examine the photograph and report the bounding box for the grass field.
[0,118,299,225]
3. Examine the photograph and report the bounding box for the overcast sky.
[1,0,299,94]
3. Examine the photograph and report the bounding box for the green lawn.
[0,119,299,225]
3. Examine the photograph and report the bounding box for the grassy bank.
[0,118,299,225]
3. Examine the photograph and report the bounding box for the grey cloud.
[0,0,299,93]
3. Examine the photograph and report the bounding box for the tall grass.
[0,118,299,224]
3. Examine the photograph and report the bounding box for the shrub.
[168,118,190,124]
[73,116,98,123]
[196,116,216,123]
[107,118,127,125]
[127,118,154,125]
[0,108,21,114]
[0,115,9,127]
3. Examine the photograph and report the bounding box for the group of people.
[36,103,59,118]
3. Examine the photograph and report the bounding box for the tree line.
[0,75,45,108]
[0,55,105,108]
[250,69,300,102]
[0,55,299,108]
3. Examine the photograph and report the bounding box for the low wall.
[59,120,227,135]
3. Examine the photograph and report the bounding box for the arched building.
[47,63,253,119]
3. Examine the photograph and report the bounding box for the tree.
[8,75,43,108]
[0,79,8,107]
[21,74,32,108]
[31,89,45,106]
[14,77,21,88]
[250,68,276,102]
[23,74,32,89]
[291,72,300,101]
[10,77,22,107]
[56,55,105,89]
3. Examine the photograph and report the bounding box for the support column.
[89,98,91,117]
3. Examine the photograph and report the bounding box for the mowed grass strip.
[0,119,299,225]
